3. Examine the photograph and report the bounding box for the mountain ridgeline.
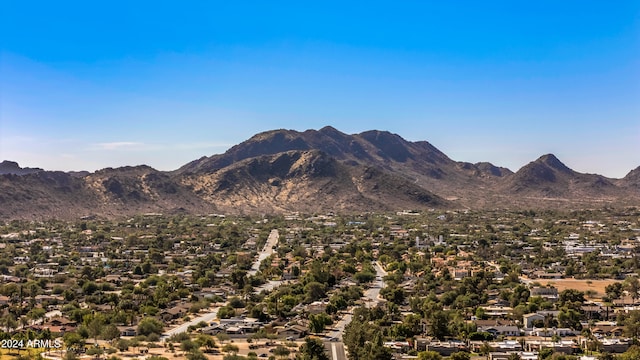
[1,127,638,219]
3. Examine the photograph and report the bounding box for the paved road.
[328,313,352,341]
[364,261,388,309]
[324,261,388,360]
[325,341,347,360]
[163,307,219,338]
[254,279,285,294]
[248,229,279,276]
[251,229,283,294]
[327,261,388,342]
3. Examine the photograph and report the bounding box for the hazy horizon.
[2,1,639,177]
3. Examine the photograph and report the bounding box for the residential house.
[159,304,189,322]
[383,341,412,352]
[117,326,137,337]
[490,352,538,360]
[582,305,606,320]
[481,306,514,318]
[479,325,521,337]
[426,341,468,356]
[34,294,62,304]
[591,325,624,338]
[532,271,563,279]
[200,324,225,335]
[600,338,631,353]
[522,313,545,329]
[525,340,577,354]
[225,326,245,337]
[530,328,576,337]
[530,286,558,301]
[33,317,77,334]
[469,340,521,353]
[307,301,328,314]
[276,325,308,339]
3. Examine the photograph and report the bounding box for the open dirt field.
[30,338,303,360]
[129,339,301,359]
[537,278,621,298]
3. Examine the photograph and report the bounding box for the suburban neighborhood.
[2,208,640,360]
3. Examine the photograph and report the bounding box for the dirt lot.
[119,338,302,360]
[537,278,621,299]
[29,338,302,360]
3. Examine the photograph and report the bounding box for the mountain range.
[1,127,638,220]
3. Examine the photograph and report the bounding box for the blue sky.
[1,1,639,177]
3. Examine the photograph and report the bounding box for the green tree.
[558,289,585,310]
[538,347,553,359]
[624,276,640,302]
[195,334,217,352]
[86,317,104,345]
[597,353,615,360]
[228,296,245,309]
[86,347,104,357]
[428,310,449,340]
[222,343,239,355]
[309,313,332,334]
[27,307,46,325]
[343,313,391,360]
[354,270,375,284]
[417,351,442,360]
[216,332,231,344]
[82,281,99,295]
[479,342,492,358]
[558,308,583,330]
[116,338,130,352]
[605,282,623,299]
[101,324,120,344]
[217,305,235,319]
[623,310,640,340]
[510,285,530,307]
[450,352,471,360]
[186,350,207,360]
[304,282,327,303]
[137,317,164,337]
[273,345,290,358]
[618,345,640,360]
[180,339,198,353]
[297,337,329,360]
[63,332,85,354]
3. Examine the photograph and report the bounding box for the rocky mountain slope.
[0,160,43,175]
[622,166,640,188]
[0,165,213,219]
[497,154,629,208]
[180,149,444,214]
[1,127,638,219]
